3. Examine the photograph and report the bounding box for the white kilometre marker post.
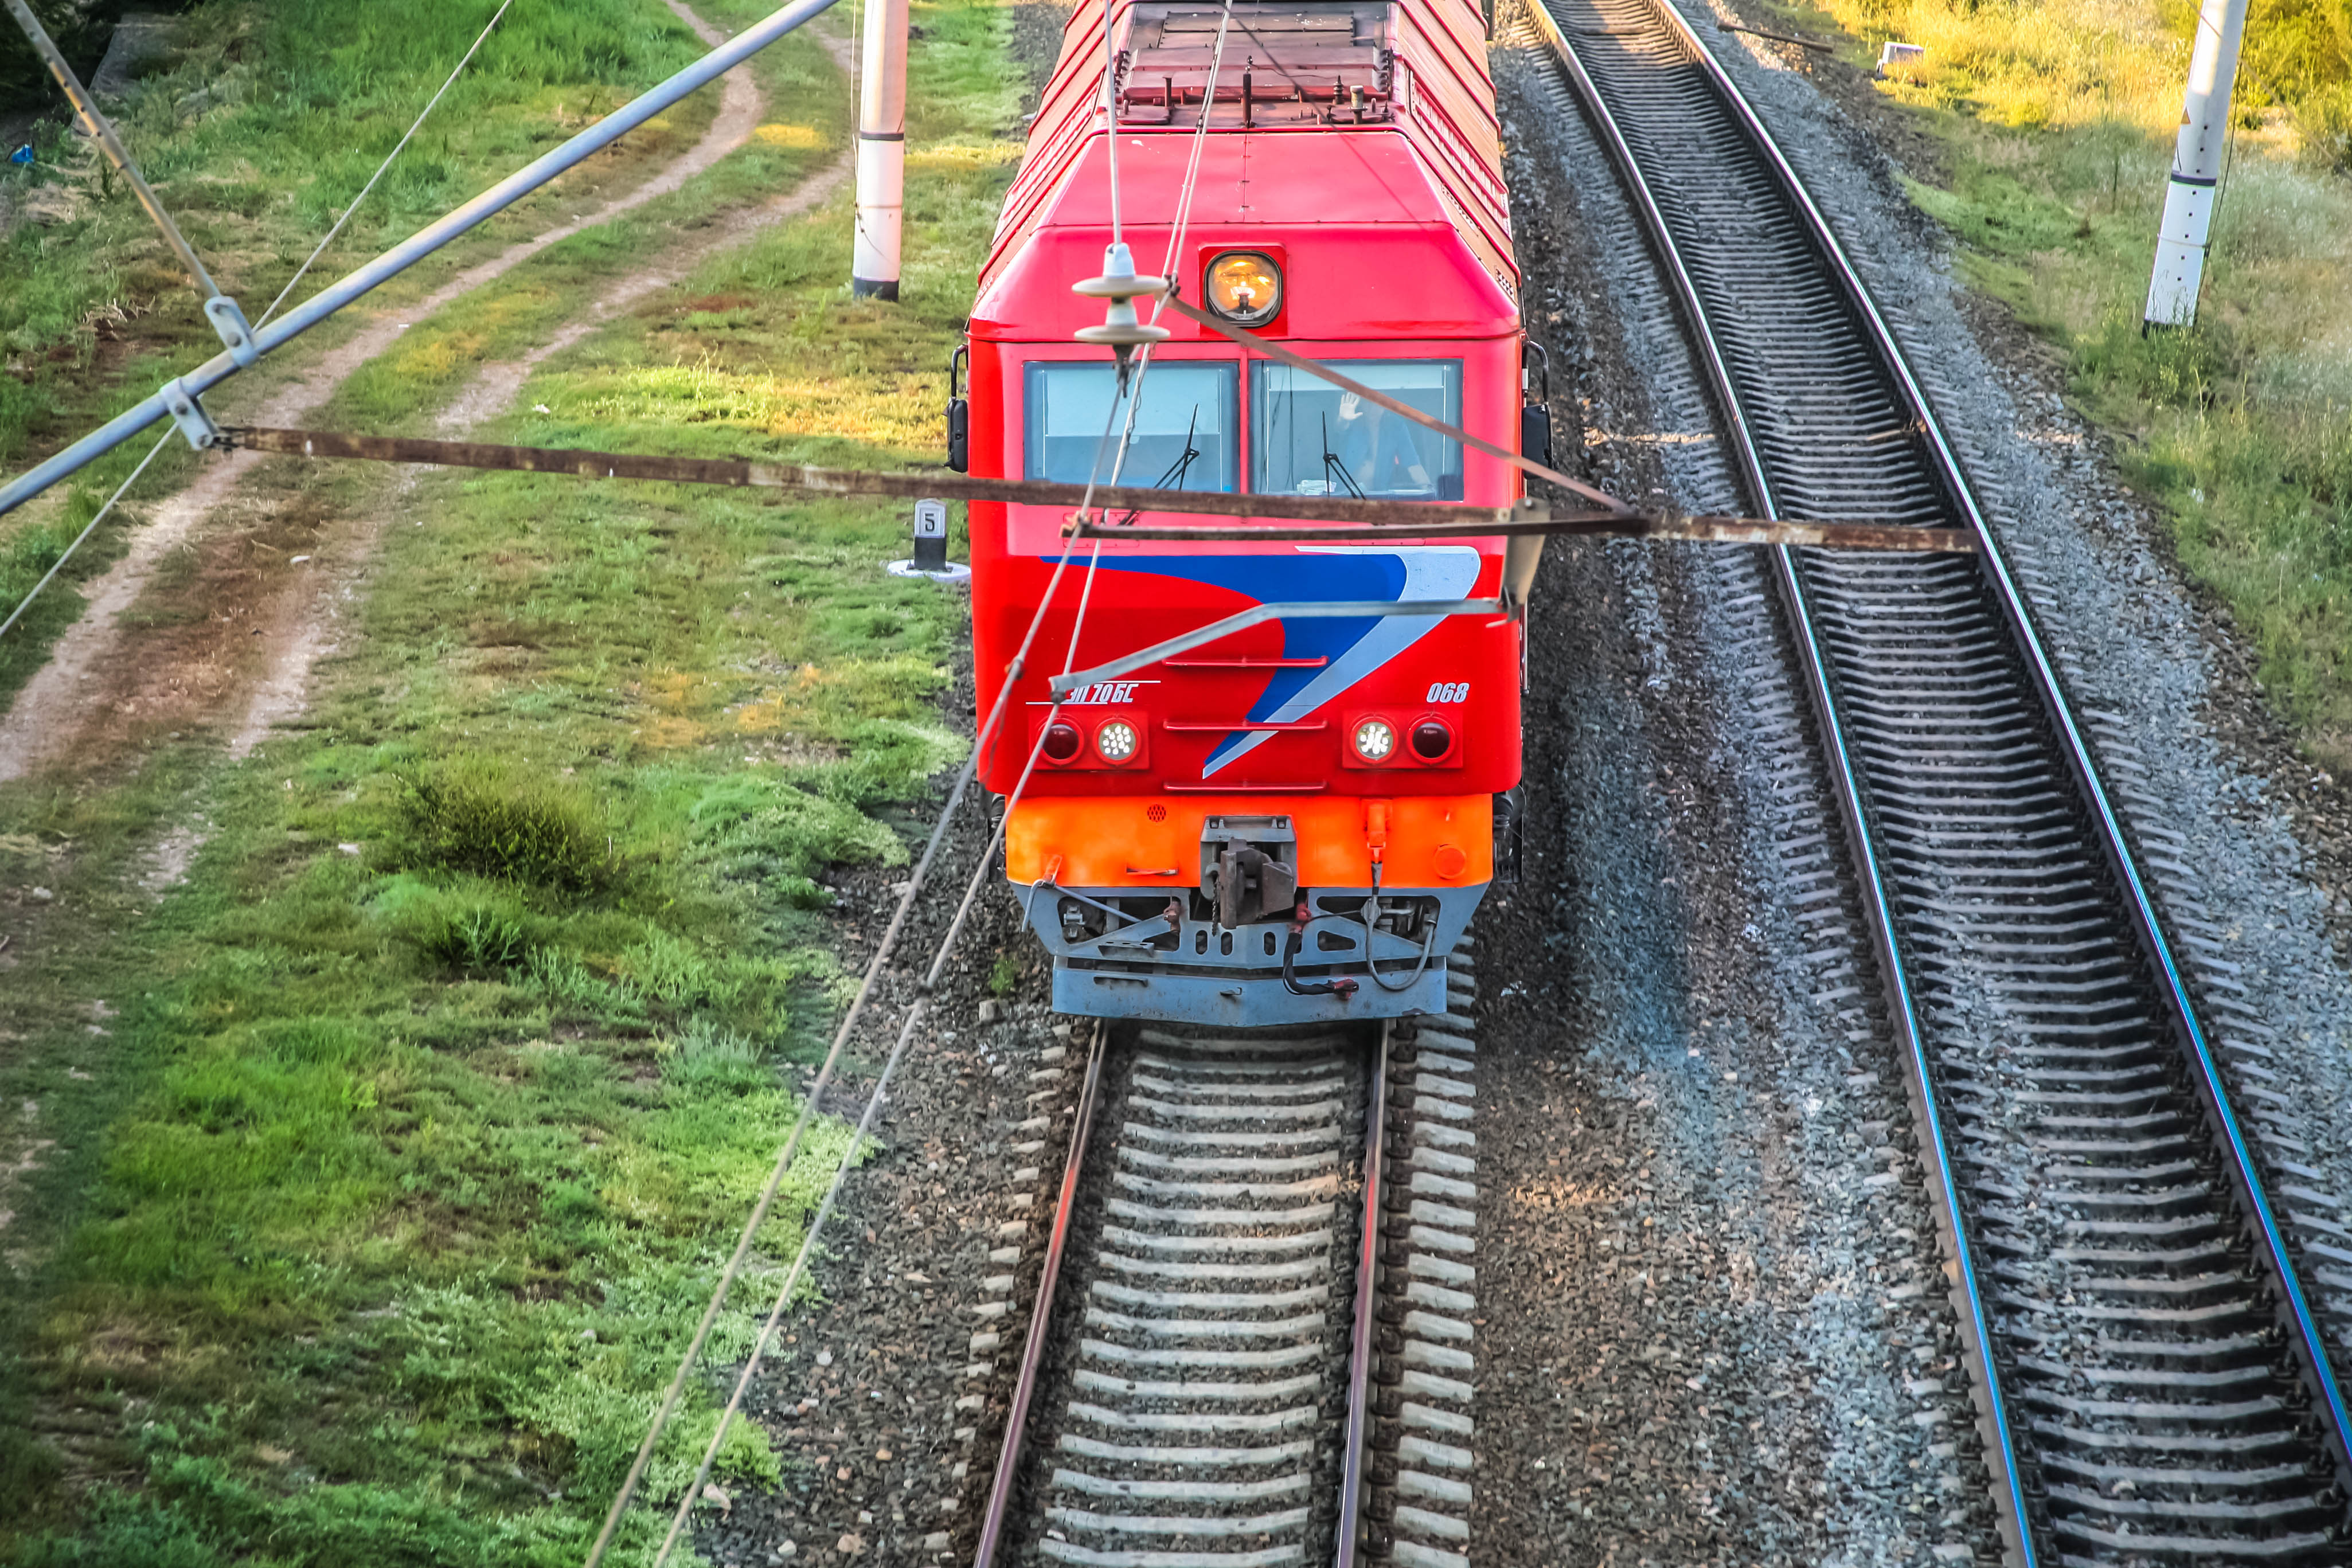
[2144,0,2251,327]
[851,0,909,298]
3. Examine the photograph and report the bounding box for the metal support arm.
[1045,598,1507,699]
[0,0,843,519]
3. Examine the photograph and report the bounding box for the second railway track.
[1516,0,2352,1560]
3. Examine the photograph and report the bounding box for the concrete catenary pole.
[851,0,909,299]
[2144,0,2252,327]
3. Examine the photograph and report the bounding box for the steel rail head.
[1333,1019,1391,1568]
[1644,0,2352,1492]
[0,0,846,521]
[972,1020,1109,1568]
[1527,2,2042,1559]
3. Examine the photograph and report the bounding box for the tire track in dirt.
[226,64,853,761]
[0,0,827,783]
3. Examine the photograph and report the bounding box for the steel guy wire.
[259,0,517,329]
[648,996,932,1568]
[2,0,518,644]
[0,0,850,522]
[0,432,170,642]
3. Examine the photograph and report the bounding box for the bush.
[369,874,534,976]
[397,764,621,896]
[420,904,529,975]
[2297,82,2352,172]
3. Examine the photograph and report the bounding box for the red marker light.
[1042,721,1083,763]
[1411,719,1454,761]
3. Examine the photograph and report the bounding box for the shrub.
[526,945,647,1021]
[420,904,530,975]
[988,951,1021,996]
[369,874,534,976]
[397,764,620,895]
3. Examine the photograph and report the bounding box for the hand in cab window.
[1252,360,1463,500]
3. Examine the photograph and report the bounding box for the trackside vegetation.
[0,0,1022,1562]
[0,0,722,710]
[1765,0,2352,768]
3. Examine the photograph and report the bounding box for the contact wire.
[648,998,932,1568]
[1065,0,1232,675]
[622,18,1229,1542]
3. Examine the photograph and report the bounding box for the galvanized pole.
[849,0,908,298]
[2144,0,2250,327]
[5,0,262,365]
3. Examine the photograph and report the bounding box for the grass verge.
[0,0,1020,1559]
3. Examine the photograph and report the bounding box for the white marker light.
[1352,717,1396,763]
[1096,720,1140,762]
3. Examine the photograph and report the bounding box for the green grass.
[1763,0,2352,768]
[0,0,1021,1558]
[0,0,796,714]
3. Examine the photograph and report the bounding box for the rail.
[1529,0,2352,1558]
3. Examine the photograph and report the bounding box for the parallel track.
[1522,0,2352,1559]
[975,1022,1385,1567]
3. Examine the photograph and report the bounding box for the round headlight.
[1352,718,1396,763]
[1095,720,1139,763]
[1411,719,1454,761]
[1205,251,1282,324]
[1042,721,1083,763]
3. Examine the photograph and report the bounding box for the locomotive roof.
[975,0,1515,322]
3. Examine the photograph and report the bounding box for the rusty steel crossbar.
[1075,514,1973,550]
[224,425,1972,551]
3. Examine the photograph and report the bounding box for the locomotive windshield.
[1251,359,1463,500]
[1023,361,1238,491]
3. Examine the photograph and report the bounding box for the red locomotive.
[951,0,1532,1024]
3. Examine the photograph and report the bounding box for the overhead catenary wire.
[0,0,517,644]
[647,997,934,1568]
[645,405,1126,1567]
[1064,0,1233,674]
[595,385,1137,1566]
[611,116,1162,1535]
[0,433,170,642]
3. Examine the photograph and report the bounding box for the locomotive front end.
[961,0,1526,1024]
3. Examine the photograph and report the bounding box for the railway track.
[1518,0,2352,1560]
[972,939,1482,1568]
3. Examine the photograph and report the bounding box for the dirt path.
[0,0,831,783]
[225,71,853,763]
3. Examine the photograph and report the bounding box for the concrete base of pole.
[853,277,901,300]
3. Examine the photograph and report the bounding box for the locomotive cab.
[964,0,1524,1025]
